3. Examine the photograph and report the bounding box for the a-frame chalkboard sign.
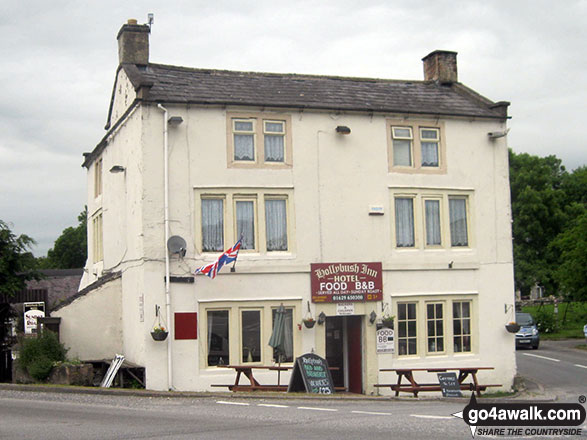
[287,353,335,394]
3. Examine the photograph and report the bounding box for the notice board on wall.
[287,353,335,394]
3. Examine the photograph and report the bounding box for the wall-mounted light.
[109,165,126,173]
[168,116,183,125]
[369,310,377,325]
[448,261,454,269]
[318,311,326,325]
[335,125,351,135]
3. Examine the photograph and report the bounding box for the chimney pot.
[117,20,150,66]
[422,50,458,83]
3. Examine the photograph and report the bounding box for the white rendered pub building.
[53,20,517,393]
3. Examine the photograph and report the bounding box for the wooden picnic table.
[375,367,499,397]
[213,365,291,392]
[213,364,344,392]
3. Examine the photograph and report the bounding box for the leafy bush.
[534,309,557,333]
[18,332,68,381]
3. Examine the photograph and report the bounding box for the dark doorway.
[325,315,363,393]
[0,304,13,382]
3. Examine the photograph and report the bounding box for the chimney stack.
[422,50,458,83]
[117,19,150,65]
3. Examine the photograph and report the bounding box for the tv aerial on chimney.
[147,13,154,28]
[167,235,187,258]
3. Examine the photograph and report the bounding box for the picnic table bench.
[213,365,345,392]
[375,367,500,397]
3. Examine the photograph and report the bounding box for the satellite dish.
[167,235,187,257]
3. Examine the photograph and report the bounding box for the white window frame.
[92,211,103,262]
[200,300,301,370]
[390,188,473,250]
[240,308,263,364]
[452,300,472,353]
[397,302,418,357]
[227,113,292,168]
[387,119,446,173]
[201,196,226,253]
[423,197,442,247]
[196,187,294,256]
[426,302,445,355]
[419,127,440,168]
[233,196,258,252]
[94,158,103,199]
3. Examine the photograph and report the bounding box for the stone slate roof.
[126,63,508,120]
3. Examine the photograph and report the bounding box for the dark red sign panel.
[311,262,383,303]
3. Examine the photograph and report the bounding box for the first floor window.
[453,301,471,352]
[427,303,444,353]
[207,310,229,366]
[392,127,413,167]
[202,198,224,251]
[92,212,103,262]
[236,200,255,250]
[265,198,288,251]
[449,197,469,246]
[242,310,261,363]
[424,199,441,246]
[395,198,415,247]
[398,302,417,355]
[272,308,294,362]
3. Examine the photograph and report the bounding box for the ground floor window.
[207,310,229,366]
[395,296,476,357]
[201,300,299,368]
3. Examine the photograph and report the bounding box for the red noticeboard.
[310,262,383,303]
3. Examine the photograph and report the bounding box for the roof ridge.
[146,62,426,85]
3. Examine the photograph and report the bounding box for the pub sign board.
[287,353,335,394]
[311,262,383,303]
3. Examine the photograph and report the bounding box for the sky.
[0,0,585,257]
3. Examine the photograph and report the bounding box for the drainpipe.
[157,103,173,390]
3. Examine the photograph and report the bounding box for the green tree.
[550,211,587,301]
[0,220,40,296]
[40,208,87,269]
[509,151,568,296]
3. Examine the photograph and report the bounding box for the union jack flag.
[195,239,242,279]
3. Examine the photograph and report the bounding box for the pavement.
[0,374,554,403]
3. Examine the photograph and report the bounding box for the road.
[516,339,587,402]
[0,390,476,440]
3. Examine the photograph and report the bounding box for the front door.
[325,315,363,393]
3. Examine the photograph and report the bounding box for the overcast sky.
[0,0,585,257]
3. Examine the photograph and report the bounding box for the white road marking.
[574,364,587,369]
[352,410,391,416]
[258,403,289,408]
[216,401,250,406]
[522,353,560,362]
[411,414,454,420]
[297,406,338,412]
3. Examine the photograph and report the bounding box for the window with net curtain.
[265,199,288,251]
[202,198,224,252]
[420,128,439,167]
[264,121,285,162]
[395,197,415,247]
[236,200,255,250]
[449,198,468,246]
[233,120,255,161]
[425,199,441,246]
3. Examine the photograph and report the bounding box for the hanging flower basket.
[151,328,168,341]
[505,323,520,333]
[303,318,316,329]
[381,315,395,329]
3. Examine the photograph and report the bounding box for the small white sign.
[24,302,45,335]
[376,328,394,354]
[336,303,355,316]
